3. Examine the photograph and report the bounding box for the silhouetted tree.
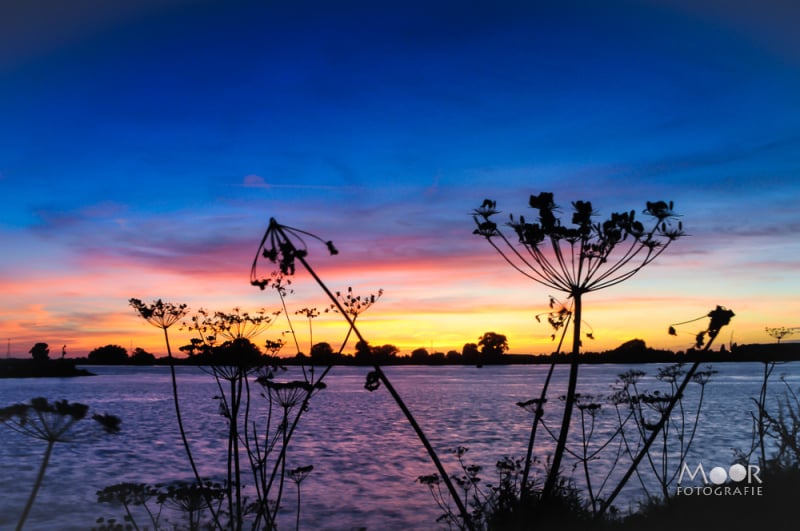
[473,193,684,498]
[310,342,336,365]
[179,338,207,358]
[211,337,263,367]
[429,352,446,364]
[29,343,49,362]
[462,342,480,365]
[130,347,157,364]
[354,340,372,364]
[372,344,399,364]
[478,332,509,363]
[410,348,430,363]
[88,344,128,364]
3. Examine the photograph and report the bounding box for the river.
[1,362,797,530]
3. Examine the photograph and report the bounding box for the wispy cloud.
[240,174,358,191]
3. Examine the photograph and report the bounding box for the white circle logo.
[709,466,727,485]
[729,464,747,482]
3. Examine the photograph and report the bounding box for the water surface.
[1,362,796,530]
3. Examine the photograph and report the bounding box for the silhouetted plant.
[418,447,484,530]
[473,193,684,499]
[128,298,225,527]
[753,364,781,470]
[609,363,716,504]
[549,393,623,515]
[751,326,800,469]
[249,226,349,528]
[294,307,319,351]
[292,307,324,382]
[249,377,325,529]
[598,306,734,515]
[181,307,279,529]
[251,218,474,529]
[328,286,384,353]
[236,286,338,528]
[288,465,313,531]
[514,297,575,499]
[765,326,800,344]
[96,480,227,531]
[418,447,595,531]
[96,482,163,530]
[0,398,120,531]
[158,480,225,531]
[762,377,800,470]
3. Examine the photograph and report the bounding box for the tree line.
[20,335,800,368]
[20,332,510,366]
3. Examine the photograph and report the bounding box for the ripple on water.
[0,363,797,529]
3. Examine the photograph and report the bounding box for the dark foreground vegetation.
[479,463,800,531]
[615,467,800,531]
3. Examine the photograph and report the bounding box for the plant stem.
[521,312,570,498]
[295,480,302,531]
[543,290,582,499]
[16,440,54,531]
[599,335,721,516]
[273,222,475,531]
[757,361,774,468]
[163,328,223,529]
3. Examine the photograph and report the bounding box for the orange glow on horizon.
[1,231,796,359]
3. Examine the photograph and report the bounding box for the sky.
[1,0,799,358]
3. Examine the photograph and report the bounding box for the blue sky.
[1,0,799,356]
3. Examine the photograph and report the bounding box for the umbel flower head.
[472,193,684,294]
[668,305,735,349]
[0,398,120,442]
[250,218,338,290]
[129,298,188,329]
[257,379,326,410]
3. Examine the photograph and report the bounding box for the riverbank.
[0,359,94,378]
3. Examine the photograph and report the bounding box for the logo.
[676,462,763,496]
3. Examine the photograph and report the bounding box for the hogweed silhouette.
[127,298,226,527]
[598,305,734,515]
[765,326,800,344]
[473,193,684,499]
[0,398,120,531]
[181,306,278,529]
[251,218,475,530]
[288,465,313,531]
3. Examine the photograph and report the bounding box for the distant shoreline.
[0,359,94,378]
[3,342,797,374]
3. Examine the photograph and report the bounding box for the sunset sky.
[1,0,799,358]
